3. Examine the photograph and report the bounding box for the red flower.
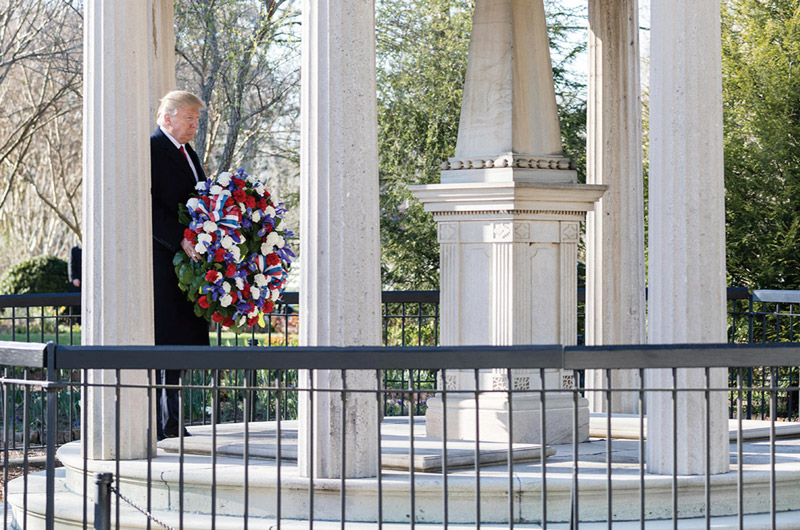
[247,316,258,327]
[242,284,251,298]
[205,270,221,283]
[183,229,197,243]
[258,198,268,210]
[224,197,235,208]
[225,263,236,277]
[233,189,247,203]
[231,291,239,304]
[222,317,235,327]
[266,253,280,266]
[233,178,246,188]
[263,300,274,313]
[211,312,224,323]
[198,295,210,309]
[214,248,226,262]
[245,195,256,209]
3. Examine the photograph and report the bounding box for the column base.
[425,393,589,444]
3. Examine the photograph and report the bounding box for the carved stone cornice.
[442,154,577,171]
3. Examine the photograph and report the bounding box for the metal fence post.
[94,473,113,530]
[45,342,56,530]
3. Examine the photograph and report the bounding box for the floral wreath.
[174,168,294,333]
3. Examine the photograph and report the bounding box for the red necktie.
[179,145,189,163]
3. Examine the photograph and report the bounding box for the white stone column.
[147,0,176,122]
[298,0,381,478]
[412,0,604,444]
[584,0,646,413]
[646,0,729,475]
[83,0,155,460]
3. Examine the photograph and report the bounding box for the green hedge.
[0,255,70,295]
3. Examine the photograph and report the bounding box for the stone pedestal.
[83,0,156,460]
[411,0,604,444]
[584,0,646,414]
[646,0,729,475]
[298,0,381,479]
[412,183,604,443]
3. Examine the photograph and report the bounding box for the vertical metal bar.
[309,371,315,528]
[147,371,154,530]
[704,367,711,530]
[94,473,113,530]
[409,369,416,530]
[243,369,250,530]
[276,370,282,530]
[737,369,744,529]
[83,369,89,530]
[178,370,185,530]
[572,383,579,528]
[638,369,645,530]
[3,373,9,530]
[45,343,57,530]
[212,369,219,530]
[341,369,347,529]
[115,369,121,530]
[770,367,777,530]
[605,369,612,529]
[540,368,547,529]
[507,368,514,529]
[474,368,481,528]
[671,368,677,529]
[376,370,383,530]
[441,368,449,529]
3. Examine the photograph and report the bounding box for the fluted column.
[147,0,176,122]
[83,0,155,460]
[298,0,381,478]
[646,0,729,475]
[584,0,646,413]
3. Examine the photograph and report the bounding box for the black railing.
[4,341,800,528]
[3,287,800,437]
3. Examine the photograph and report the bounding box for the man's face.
[163,105,200,144]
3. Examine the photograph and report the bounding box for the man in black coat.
[151,90,210,440]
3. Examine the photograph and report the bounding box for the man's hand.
[181,238,200,262]
[72,279,80,288]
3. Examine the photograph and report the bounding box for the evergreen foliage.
[0,255,70,295]
[722,0,800,288]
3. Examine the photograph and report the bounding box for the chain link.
[109,485,175,530]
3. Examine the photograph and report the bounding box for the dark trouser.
[156,369,183,440]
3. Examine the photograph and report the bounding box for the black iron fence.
[3,341,800,528]
[3,287,800,448]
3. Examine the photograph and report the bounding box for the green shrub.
[0,255,70,295]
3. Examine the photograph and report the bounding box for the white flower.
[222,281,231,293]
[265,232,284,249]
[248,308,258,318]
[210,185,223,195]
[195,242,207,254]
[252,288,261,300]
[220,235,234,250]
[238,316,247,327]
[203,220,218,233]
[254,274,268,287]
[195,182,206,191]
[271,289,281,301]
[231,245,242,262]
[220,294,233,307]
[264,206,276,218]
[217,172,232,186]
[260,242,271,255]
[251,210,261,223]
[198,233,212,243]
[235,277,244,290]
[187,198,200,211]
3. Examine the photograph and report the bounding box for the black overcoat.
[150,128,210,346]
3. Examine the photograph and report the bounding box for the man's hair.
[156,90,206,126]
